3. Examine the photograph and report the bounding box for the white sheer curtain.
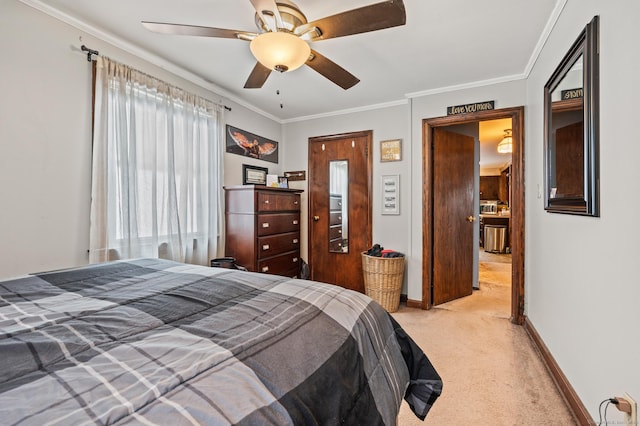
[89,56,224,266]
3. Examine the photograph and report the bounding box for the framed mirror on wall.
[544,16,599,216]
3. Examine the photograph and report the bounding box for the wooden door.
[555,121,584,198]
[432,128,475,305]
[308,131,372,293]
[423,107,525,324]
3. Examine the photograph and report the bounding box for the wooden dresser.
[224,185,303,278]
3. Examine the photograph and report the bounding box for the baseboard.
[400,294,423,309]
[524,317,592,425]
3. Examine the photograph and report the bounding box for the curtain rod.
[81,44,98,62]
[79,44,232,112]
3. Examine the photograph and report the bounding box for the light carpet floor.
[392,251,576,425]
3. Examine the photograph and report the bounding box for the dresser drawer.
[329,211,343,226]
[257,251,300,275]
[280,267,301,279]
[329,239,345,252]
[258,232,300,258]
[329,225,343,240]
[330,196,343,211]
[257,192,301,212]
[257,213,300,236]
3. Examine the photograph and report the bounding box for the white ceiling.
[24,0,560,122]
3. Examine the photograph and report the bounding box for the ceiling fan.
[142,0,406,90]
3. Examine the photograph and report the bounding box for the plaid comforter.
[0,258,441,425]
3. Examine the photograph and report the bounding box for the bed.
[0,258,441,425]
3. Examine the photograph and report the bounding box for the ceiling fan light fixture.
[250,31,310,73]
[497,129,513,154]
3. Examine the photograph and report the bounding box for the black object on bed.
[0,258,441,425]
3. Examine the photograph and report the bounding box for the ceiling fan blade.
[306,50,360,90]
[244,62,272,88]
[295,0,406,41]
[142,22,255,40]
[249,0,283,32]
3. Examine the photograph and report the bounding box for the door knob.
[313,215,320,222]
[466,215,476,222]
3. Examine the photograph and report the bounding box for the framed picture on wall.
[226,125,279,164]
[380,139,402,162]
[381,174,400,215]
[242,164,268,185]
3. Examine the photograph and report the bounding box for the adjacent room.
[1,0,638,424]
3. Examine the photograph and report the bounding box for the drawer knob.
[293,258,298,262]
[293,220,299,225]
[338,202,342,206]
[294,200,299,205]
[262,266,270,272]
[338,216,342,220]
[293,238,299,244]
[264,200,270,204]
[262,244,270,251]
[262,222,270,228]
[338,230,342,234]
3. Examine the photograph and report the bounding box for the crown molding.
[18,0,281,123]
[282,98,408,124]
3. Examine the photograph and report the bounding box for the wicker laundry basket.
[361,252,405,313]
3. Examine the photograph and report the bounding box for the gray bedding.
[0,258,441,425]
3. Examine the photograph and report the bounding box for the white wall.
[224,105,283,186]
[525,0,640,421]
[0,1,279,278]
[283,83,526,300]
[407,82,528,300]
[282,104,411,291]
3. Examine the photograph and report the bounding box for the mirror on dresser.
[543,16,599,216]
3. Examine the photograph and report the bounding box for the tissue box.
[266,174,279,187]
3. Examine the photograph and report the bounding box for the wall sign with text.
[447,100,495,115]
[381,174,400,215]
[380,139,402,162]
[560,88,583,100]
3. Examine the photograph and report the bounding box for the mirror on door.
[329,160,348,253]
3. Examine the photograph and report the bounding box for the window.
[89,57,225,265]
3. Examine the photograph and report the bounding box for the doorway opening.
[437,118,513,319]
[477,118,513,318]
[422,107,524,324]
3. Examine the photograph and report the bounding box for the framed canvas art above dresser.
[224,185,303,278]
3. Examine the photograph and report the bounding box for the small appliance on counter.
[479,200,498,215]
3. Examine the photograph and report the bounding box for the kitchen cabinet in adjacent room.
[480,176,500,200]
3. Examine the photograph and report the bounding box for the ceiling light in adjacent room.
[250,32,310,73]
[497,129,513,154]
